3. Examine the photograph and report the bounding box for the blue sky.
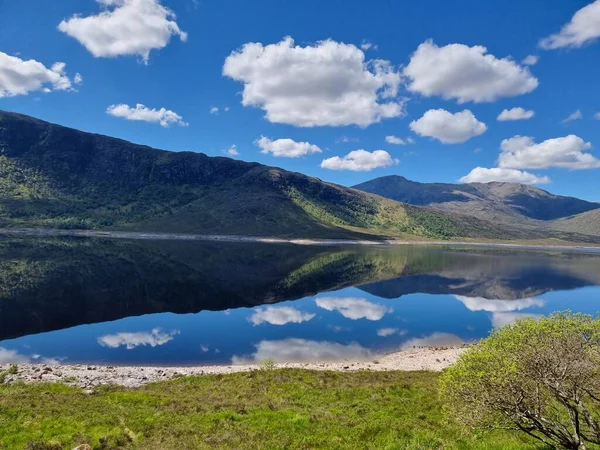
[1,0,600,200]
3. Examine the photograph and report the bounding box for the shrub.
[260,358,276,371]
[440,312,600,450]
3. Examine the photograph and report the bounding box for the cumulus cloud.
[106,103,187,127]
[522,55,539,66]
[0,52,76,97]
[497,107,535,121]
[454,296,546,312]
[539,1,600,49]
[232,338,373,364]
[401,332,466,349]
[210,107,219,114]
[248,306,315,326]
[315,297,391,321]
[58,0,187,63]
[225,145,239,156]
[73,73,83,84]
[410,109,487,144]
[255,136,322,158]
[222,36,405,127]
[98,328,179,349]
[404,40,538,103]
[562,109,583,123]
[360,40,378,51]
[498,135,599,170]
[459,167,551,185]
[321,150,398,171]
[385,135,409,145]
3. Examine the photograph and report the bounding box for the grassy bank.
[0,370,543,450]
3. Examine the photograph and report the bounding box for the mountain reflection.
[1,236,600,342]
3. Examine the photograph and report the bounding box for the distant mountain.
[552,209,600,237]
[0,110,574,242]
[0,111,598,243]
[353,175,600,225]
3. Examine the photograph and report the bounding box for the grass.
[0,370,545,450]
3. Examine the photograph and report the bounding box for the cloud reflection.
[491,312,543,328]
[232,338,373,364]
[98,328,179,350]
[249,306,315,326]
[315,297,391,321]
[454,296,545,312]
[401,332,466,349]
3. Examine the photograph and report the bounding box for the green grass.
[0,370,545,450]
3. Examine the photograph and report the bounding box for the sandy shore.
[0,347,467,389]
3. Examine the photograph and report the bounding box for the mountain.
[0,110,568,242]
[353,175,600,225]
[552,209,600,237]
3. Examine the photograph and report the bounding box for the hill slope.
[1,111,598,242]
[552,209,600,236]
[0,110,516,241]
[353,175,600,225]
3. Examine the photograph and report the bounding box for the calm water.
[1,237,599,366]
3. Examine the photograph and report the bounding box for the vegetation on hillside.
[0,370,543,450]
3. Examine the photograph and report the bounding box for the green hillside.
[0,110,597,243]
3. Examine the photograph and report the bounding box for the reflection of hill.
[359,250,600,300]
[2,239,600,342]
[0,239,408,341]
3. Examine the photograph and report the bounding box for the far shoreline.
[1,227,600,253]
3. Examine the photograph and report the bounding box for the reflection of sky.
[2,284,600,365]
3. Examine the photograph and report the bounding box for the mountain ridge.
[0,110,598,243]
[353,175,600,227]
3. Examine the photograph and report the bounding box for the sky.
[1,0,600,201]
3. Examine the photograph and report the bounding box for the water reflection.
[1,236,599,365]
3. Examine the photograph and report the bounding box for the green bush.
[441,312,600,450]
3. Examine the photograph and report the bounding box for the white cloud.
[401,332,466,350]
[255,136,322,158]
[106,103,188,127]
[497,107,535,121]
[232,338,373,364]
[498,135,600,170]
[0,348,61,365]
[594,112,600,120]
[539,0,600,49]
[410,109,487,144]
[360,40,378,51]
[491,312,543,328]
[0,52,76,97]
[321,150,398,171]
[562,109,583,123]
[404,40,538,103]
[222,36,405,127]
[58,0,187,63]
[73,73,83,84]
[459,167,551,185]
[385,135,408,145]
[522,54,539,66]
[454,296,546,312]
[98,328,179,349]
[248,306,315,326]
[210,107,219,114]
[315,297,391,321]
[225,145,239,156]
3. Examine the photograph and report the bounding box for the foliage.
[441,312,600,450]
[0,370,542,450]
[260,358,276,370]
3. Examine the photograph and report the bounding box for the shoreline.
[1,347,467,388]
[1,227,600,253]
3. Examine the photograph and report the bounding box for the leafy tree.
[441,312,600,450]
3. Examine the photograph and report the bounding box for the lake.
[1,236,599,366]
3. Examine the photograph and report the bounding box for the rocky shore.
[0,347,466,389]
